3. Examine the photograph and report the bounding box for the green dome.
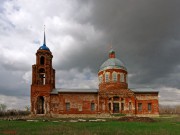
[100,58,127,71]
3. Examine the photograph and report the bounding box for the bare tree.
[160,104,180,114]
[0,104,7,112]
[24,106,30,112]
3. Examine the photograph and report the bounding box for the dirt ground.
[117,116,156,122]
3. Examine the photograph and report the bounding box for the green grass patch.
[111,113,126,117]
[0,116,179,135]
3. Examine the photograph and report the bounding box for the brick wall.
[50,93,98,114]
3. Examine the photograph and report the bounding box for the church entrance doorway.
[37,96,44,114]
[113,103,119,113]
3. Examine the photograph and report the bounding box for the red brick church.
[31,32,159,117]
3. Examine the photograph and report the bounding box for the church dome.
[100,49,127,71]
[39,44,50,51]
[100,58,126,71]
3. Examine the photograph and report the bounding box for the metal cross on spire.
[43,25,46,46]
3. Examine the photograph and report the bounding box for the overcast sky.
[0,0,179,109]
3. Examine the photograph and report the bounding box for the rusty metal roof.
[51,88,98,94]
[130,88,159,93]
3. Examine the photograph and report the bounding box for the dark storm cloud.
[0,0,179,108]
[55,0,180,89]
[0,69,30,96]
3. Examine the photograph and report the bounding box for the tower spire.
[43,25,46,46]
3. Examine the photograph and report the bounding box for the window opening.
[91,103,95,111]
[148,103,152,111]
[105,73,109,82]
[39,68,45,85]
[66,103,70,111]
[40,56,45,65]
[112,72,117,82]
[138,103,142,111]
[113,103,119,113]
[120,73,124,82]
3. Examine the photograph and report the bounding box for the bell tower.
[31,29,55,115]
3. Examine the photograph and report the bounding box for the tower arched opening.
[37,96,44,114]
[39,68,45,85]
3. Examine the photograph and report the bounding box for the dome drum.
[98,68,128,90]
[98,49,128,90]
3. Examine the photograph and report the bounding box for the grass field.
[0,116,179,135]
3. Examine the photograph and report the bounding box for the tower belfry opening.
[39,68,45,85]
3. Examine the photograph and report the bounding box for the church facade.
[31,32,159,117]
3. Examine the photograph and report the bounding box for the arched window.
[120,73,124,82]
[112,72,117,82]
[40,56,45,65]
[105,73,109,82]
[39,68,45,85]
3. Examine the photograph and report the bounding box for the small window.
[66,103,70,111]
[129,102,132,110]
[105,73,109,82]
[120,73,124,82]
[91,103,95,111]
[138,103,142,111]
[148,103,152,111]
[40,56,45,65]
[112,72,117,82]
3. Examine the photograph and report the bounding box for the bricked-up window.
[120,73,124,82]
[105,73,109,82]
[148,103,152,111]
[138,103,142,111]
[112,72,117,82]
[129,102,132,110]
[91,103,95,111]
[66,103,70,111]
